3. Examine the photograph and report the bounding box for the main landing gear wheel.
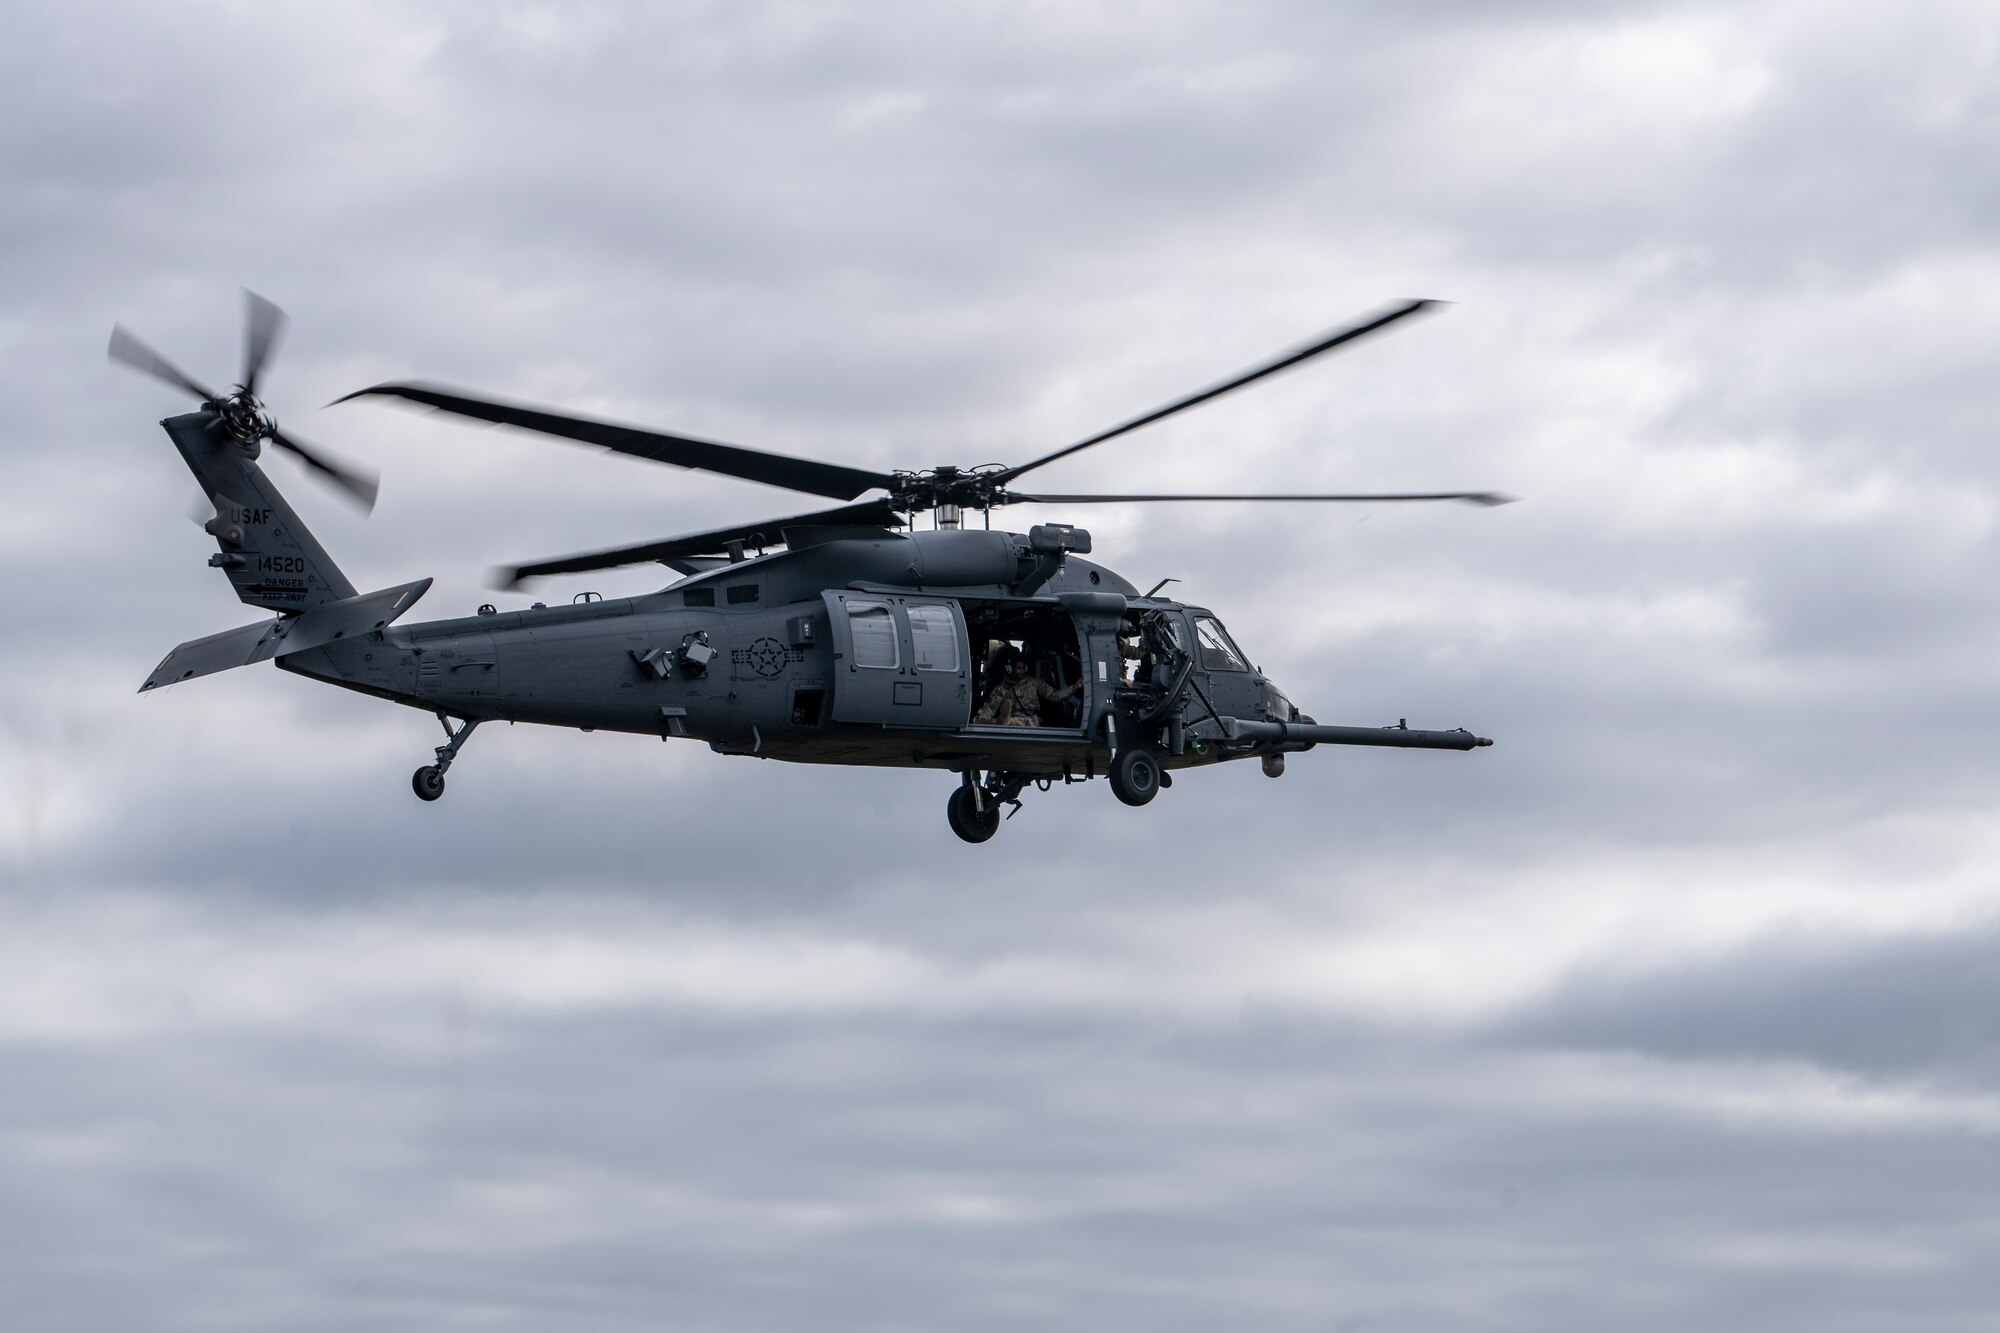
[1110,747,1161,806]
[411,713,480,803]
[947,784,1002,843]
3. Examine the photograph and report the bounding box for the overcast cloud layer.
[6,1,2000,1328]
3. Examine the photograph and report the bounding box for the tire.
[1110,747,1161,807]
[412,766,446,802]
[947,784,1001,843]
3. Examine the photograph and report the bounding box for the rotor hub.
[217,388,275,444]
[890,463,1012,514]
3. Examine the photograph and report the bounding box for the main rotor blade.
[1000,299,1443,484]
[269,426,380,513]
[108,325,218,403]
[339,381,899,502]
[1009,490,1514,506]
[241,289,286,398]
[496,497,906,588]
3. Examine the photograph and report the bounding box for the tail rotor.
[110,290,379,512]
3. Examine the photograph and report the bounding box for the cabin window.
[726,583,760,605]
[846,601,899,669]
[1193,616,1248,671]
[907,604,960,673]
[683,588,715,607]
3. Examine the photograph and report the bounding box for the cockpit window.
[1193,616,1248,671]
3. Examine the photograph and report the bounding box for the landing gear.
[947,753,1169,833]
[947,783,1001,843]
[948,771,1022,843]
[1110,746,1161,806]
[412,712,480,802]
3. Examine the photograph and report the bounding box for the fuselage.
[281,528,1290,777]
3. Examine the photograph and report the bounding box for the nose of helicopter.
[1259,674,1298,723]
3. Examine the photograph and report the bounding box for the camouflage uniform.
[975,673,1069,726]
[1117,631,1144,682]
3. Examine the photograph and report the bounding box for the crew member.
[975,647,1080,726]
[1117,616,1145,683]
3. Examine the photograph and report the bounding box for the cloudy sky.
[6,0,2000,1327]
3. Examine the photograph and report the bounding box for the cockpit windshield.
[1193,615,1248,671]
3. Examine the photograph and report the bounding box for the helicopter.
[117,292,1499,843]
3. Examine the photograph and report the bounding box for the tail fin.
[163,409,357,612]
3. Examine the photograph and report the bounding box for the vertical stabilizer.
[162,410,357,612]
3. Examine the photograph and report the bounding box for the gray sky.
[5,1,2000,1328]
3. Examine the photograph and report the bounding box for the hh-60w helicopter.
[118,292,1499,842]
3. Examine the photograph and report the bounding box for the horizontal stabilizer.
[140,578,432,692]
[140,620,289,692]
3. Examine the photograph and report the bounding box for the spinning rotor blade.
[1000,299,1442,484]
[269,426,380,513]
[496,497,906,588]
[241,289,286,399]
[339,382,899,502]
[108,325,219,403]
[115,292,382,515]
[1010,490,1514,506]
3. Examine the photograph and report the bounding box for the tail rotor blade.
[269,427,379,513]
[242,290,287,398]
[109,325,218,403]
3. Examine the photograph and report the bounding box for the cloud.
[8,0,2000,1327]
[1499,915,2000,1081]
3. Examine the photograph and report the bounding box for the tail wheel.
[947,784,1001,843]
[1110,747,1161,807]
[412,766,446,802]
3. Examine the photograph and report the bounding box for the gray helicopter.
[118,293,1498,842]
